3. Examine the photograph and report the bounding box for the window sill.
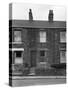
[60,42,66,44]
[12,42,22,44]
[9,48,24,51]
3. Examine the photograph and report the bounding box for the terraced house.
[9,9,66,76]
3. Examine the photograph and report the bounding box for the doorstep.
[10,76,66,80]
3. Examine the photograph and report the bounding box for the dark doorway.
[30,50,36,67]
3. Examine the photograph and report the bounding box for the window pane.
[40,50,47,57]
[14,31,21,42]
[40,51,45,56]
[16,51,22,57]
[40,32,46,42]
[60,32,66,42]
[60,51,66,63]
[15,51,23,64]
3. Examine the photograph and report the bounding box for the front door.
[30,50,36,67]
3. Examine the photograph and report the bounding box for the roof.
[10,20,66,28]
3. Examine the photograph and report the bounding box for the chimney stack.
[29,9,33,21]
[48,10,53,22]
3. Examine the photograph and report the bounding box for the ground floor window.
[60,50,66,63]
[40,50,47,62]
[40,50,47,57]
[14,51,23,64]
[40,50,45,56]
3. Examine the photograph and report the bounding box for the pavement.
[9,76,66,87]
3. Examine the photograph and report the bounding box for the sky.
[10,3,66,21]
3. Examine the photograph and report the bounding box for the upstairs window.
[14,30,22,43]
[60,32,66,43]
[40,31,46,43]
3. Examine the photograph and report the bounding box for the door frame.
[30,49,37,67]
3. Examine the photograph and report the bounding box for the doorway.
[30,50,37,67]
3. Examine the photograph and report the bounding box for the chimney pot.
[48,10,53,22]
[29,9,33,21]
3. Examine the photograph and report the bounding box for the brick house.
[9,9,66,75]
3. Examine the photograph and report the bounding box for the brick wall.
[10,27,66,67]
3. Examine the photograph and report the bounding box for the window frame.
[39,30,46,43]
[13,30,22,44]
[40,50,45,57]
[60,50,66,63]
[14,51,23,64]
[60,31,66,43]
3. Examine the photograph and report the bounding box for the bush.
[50,63,66,76]
[24,63,29,68]
[22,68,30,76]
[14,64,24,71]
[51,63,66,69]
[35,66,66,76]
[35,67,46,75]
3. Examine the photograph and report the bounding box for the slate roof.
[10,20,66,28]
